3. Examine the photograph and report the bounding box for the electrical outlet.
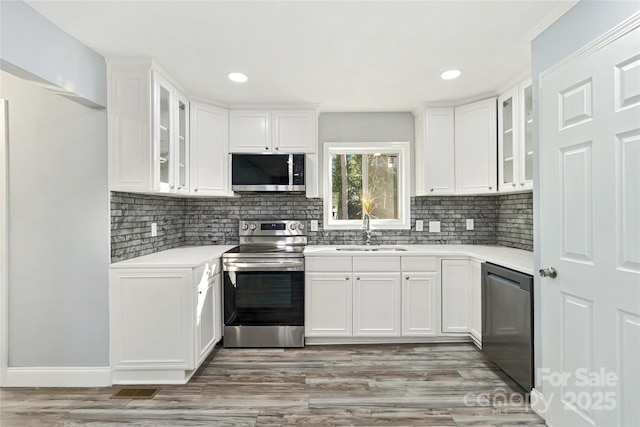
[151,223,157,237]
[429,221,441,233]
[415,220,423,232]
[466,219,474,231]
[310,220,318,232]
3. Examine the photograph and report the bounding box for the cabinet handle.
[345,277,349,280]
[199,291,202,294]
[275,147,279,150]
[194,188,199,192]
[356,277,360,280]
[406,276,409,280]
[169,185,175,189]
[430,188,434,192]
[488,186,492,190]
[512,183,516,187]
[265,146,269,150]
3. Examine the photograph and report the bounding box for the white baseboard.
[529,387,548,420]
[2,367,111,387]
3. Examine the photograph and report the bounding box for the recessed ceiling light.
[228,72,248,83]
[440,69,461,80]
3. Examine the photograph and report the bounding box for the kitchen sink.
[335,246,407,252]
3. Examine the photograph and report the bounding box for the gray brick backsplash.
[111,191,533,262]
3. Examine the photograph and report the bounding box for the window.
[323,142,410,230]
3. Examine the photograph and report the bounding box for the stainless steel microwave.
[231,154,305,193]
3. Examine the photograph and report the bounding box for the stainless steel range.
[222,220,306,348]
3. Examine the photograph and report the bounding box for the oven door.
[224,267,304,327]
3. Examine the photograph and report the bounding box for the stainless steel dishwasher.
[481,262,534,392]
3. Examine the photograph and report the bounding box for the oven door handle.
[223,260,305,272]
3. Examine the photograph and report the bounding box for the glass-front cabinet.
[498,78,533,193]
[153,72,189,194]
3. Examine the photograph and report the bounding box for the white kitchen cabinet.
[454,98,497,194]
[353,272,401,337]
[414,108,455,195]
[305,272,353,337]
[498,78,533,193]
[402,273,438,336]
[469,260,482,347]
[108,59,190,195]
[190,102,233,196]
[441,259,472,334]
[109,258,222,384]
[229,109,317,153]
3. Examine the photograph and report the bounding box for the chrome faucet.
[362,212,372,245]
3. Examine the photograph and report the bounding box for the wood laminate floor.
[0,343,545,426]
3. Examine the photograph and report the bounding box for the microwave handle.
[288,154,293,186]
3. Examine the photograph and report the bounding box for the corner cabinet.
[108,59,191,195]
[498,78,533,193]
[229,109,317,153]
[109,258,222,384]
[454,98,498,194]
[414,108,456,195]
[189,102,233,196]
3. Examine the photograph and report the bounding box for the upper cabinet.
[190,102,232,197]
[454,97,498,195]
[108,59,190,194]
[414,98,497,196]
[414,108,455,195]
[229,109,317,153]
[498,78,533,193]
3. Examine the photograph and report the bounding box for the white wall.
[531,0,640,385]
[0,1,107,108]
[1,70,110,367]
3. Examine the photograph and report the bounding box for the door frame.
[0,99,9,386]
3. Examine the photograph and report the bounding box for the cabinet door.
[402,272,438,336]
[469,260,482,346]
[196,274,219,365]
[108,66,152,192]
[415,108,455,195]
[153,73,174,192]
[272,110,317,153]
[229,110,271,153]
[441,259,472,334]
[110,269,194,369]
[518,78,534,190]
[454,98,497,194]
[498,88,519,192]
[353,272,401,337]
[174,89,190,195]
[305,272,352,337]
[190,103,232,196]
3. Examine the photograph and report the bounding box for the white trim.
[539,12,640,80]
[323,141,411,231]
[529,388,547,420]
[3,367,111,387]
[0,99,8,387]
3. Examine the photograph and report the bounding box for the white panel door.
[305,272,352,337]
[540,23,640,427]
[469,260,482,346]
[196,276,216,366]
[415,108,456,195]
[353,272,401,336]
[401,273,438,336]
[190,102,231,196]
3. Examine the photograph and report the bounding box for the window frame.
[323,141,411,230]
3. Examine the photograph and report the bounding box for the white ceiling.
[26,0,577,112]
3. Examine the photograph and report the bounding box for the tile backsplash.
[111,191,533,262]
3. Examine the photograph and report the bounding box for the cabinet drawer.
[306,256,352,272]
[401,256,437,272]
[353,256,400,272]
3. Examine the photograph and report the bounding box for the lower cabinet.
[305,272,353,337]
[441,259,473,334]
[109,259,222,384]
[469,260,482,346]
[402,273,439,336]
[353,273,401,337]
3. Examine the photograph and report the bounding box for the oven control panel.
[239,220,307,236]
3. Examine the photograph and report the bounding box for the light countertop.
[109,245,236,269]
[305,245,534,275]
